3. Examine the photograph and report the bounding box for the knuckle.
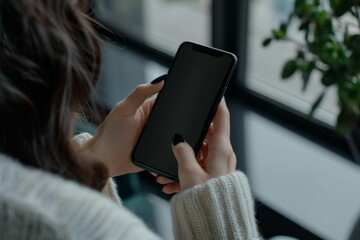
[176,144,189,155]
[218,104,230,116]
[222,107,230,118]
[114,101,125,110]
[227,152,237,170]
[216,134,230,144]
[134,84,146,94]
[181,163,194,173]
[228,152,237,162]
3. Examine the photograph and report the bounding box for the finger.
[139,97,157,122]
[162,182,181,194]
[119,81,164,116]
[172,134,203,175]
[201,141,208,160]
[196,141,208,161]
[172,134,207,191]
[207,99,232,165]
[204,123,214,140]
[156,176,174,185]
[198,158,206,169]
[196,142,204,160]
[213,98,230,138]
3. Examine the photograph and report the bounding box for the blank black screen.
[133,42,235,178]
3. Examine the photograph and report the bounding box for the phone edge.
[131,41,238,181]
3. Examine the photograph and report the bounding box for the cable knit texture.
[171,172,261,240]
[0,153,160,240]
[0,133,261,239]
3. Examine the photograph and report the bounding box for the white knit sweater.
[0,144,260,239]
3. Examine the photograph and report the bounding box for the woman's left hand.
[83,80,164,177]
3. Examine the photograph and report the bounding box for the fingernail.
[151,74,167,84]
[172,133,184,146]
[156,176,162,184]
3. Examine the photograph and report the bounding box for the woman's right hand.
[157,98,237,194]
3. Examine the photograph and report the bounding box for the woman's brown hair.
[0,0,108,190]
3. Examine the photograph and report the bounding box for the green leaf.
[330,0,339,10]
[297,50,305,59]
[344,26,351,48]
[350,53,360,72]
[323,18,333,34]
[305,25,311,42]
[295,0,306,16]
[308,91,325,118]
[332,0,352,17]
[302,61,316,91]
[321,70,337,86]
[338,80,359,108]
[280,23,288,34]
[272,29,286,40]
[336,108,358,135]
[281,60,298,79]
[350,35,360,53]
[294,0,313,18]
[295,0,306,9]
[318,39,346,65]
[262,38,272,47]
[299,20,311,31]
[307,42,317,54]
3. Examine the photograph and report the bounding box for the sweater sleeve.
[102,178,122,204]
[73,133,121,203]
[170,171,261,240]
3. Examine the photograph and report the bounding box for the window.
[244,109,360,240]
[97,42,167,109]
[247,0,339,126]
[92,1,360,239]
[94,0,211,54]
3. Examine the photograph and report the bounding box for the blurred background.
[81,0,360,239]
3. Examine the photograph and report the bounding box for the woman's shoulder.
[0,153,158,240]
[0,152,107,206]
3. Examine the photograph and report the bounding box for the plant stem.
[286,36,306,48]
[284,36,323,62]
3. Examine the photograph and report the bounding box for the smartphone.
[132,41,237,180]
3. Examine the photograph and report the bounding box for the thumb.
[172,134,205,189]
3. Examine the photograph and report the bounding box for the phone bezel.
[131,41,238,180]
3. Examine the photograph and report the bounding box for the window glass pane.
[247,0,339,126]
[97,41,168,109]
[243,109,360,240]
[94,0,211,54]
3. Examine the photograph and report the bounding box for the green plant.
[263,0,360,134]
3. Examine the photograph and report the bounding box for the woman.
[0,0,261,239]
